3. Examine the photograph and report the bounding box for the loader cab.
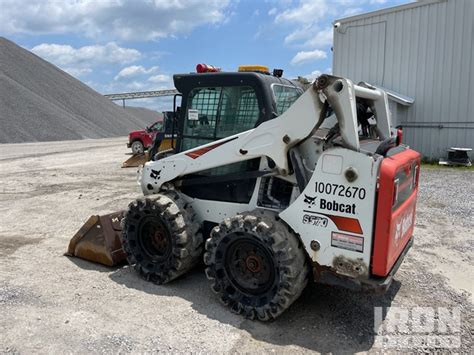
[173,71,303,152]
[172,70,304,203]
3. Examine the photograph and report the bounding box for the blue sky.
[1,0,410,111]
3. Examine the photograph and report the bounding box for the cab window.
[149,121,163,131]
[272,84,303,115]
[182,86,260,151]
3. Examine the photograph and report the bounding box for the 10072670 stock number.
[315,182,366,200]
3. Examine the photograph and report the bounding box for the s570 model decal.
[302,214,328,227]
[303,210,362,234]
[315,182,366,200]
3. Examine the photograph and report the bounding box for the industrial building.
[333,0,473,159]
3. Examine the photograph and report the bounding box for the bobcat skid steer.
[119,71,421,321]
[64,68,417,320]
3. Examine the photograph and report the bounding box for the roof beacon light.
[238,65,270,74]
[196,64,221,73]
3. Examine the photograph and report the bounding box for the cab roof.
[173,71,303,94]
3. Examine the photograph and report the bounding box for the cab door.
[178,85,263,203]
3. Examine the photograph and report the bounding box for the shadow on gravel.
[109,264,400,353]
[66,256,126,273]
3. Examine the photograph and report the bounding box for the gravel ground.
[0,138,472,353]
[0,37,156,144]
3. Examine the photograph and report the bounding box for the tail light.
[396,128,403,145]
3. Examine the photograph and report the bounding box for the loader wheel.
[121,191,203,284]
[131,140,144,155]
[204,210,309,321]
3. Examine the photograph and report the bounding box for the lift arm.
[139,75,391,195]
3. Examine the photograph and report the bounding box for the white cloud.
[284,26,333,48]
[148,74,172,83]
[341,7,365,17]
[92,67,173,96]
[31,42,141,66]
[111,66,172,92]
[275,0,329,24]
[302,68,333,81]
[114,65,159,80]
[0,0,231,41]
[30,42,141,78]
[304,27,333,48]
[88,75,174,96]
[302,70,322,82]
[268,8,277,16]
[270,0,390,67]
[291,50,327,65]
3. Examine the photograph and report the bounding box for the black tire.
[204,210,309,321]
[121,191,203,284]
[131,140,144,155]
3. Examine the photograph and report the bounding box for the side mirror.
[145,126,150,132]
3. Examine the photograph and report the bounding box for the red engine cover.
[372,149,421,277]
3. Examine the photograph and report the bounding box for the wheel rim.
[132,142,143,154]
[138,216,172,262]
[224,233,275,296]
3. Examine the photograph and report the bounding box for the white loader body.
[125,74,420,320]
[138,75,414,283]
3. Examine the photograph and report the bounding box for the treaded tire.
[204,210,309,321]
[121,190,202,284]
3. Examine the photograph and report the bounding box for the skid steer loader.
[117,70,420,321]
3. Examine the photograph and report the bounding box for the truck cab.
[127,121,163,154]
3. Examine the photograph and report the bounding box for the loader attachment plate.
[66,211,127,266]
[122,152,149,168]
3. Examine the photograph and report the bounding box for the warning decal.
[331,232,364,253]
[188,109,199,121]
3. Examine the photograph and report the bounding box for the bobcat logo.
[395,222,402,241]
[395,207,414,242]
[304,194,317,205]
[150,169,161,180]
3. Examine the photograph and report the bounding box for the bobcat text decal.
[395,207,414,242]
[320,199,356,214]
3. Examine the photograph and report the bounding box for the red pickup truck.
[127,121,163,154]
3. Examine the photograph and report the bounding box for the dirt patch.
[0,236,43,257]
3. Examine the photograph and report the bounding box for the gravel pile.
[0,37,159,143]
[124,107,163,125]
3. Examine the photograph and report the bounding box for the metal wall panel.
[333,0,473,159]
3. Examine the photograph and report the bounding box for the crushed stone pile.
[124,107,163,125]
[0,37,161,144]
